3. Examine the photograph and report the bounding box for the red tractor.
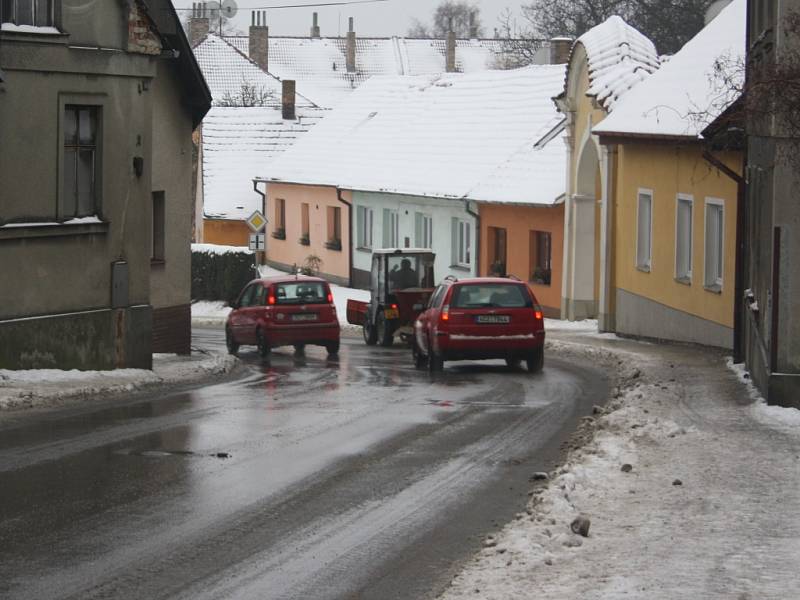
[346,249,436,346]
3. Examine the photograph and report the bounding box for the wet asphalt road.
[0,327,607,600]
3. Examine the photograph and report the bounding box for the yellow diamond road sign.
[246,210,266,233]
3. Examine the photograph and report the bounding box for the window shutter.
[451,217,458,265]
[415,212,423,247]
[382,208,392,248]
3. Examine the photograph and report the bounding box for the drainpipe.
[464,199,480,276]
[253,179,267,266]
[336,187,353,286]
[702,149,745,362]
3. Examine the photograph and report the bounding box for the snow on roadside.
[727,358,800,434]
[192,243,253,255]
[192,300,232,324]
[544,318,598,332]
[0,352,238,412]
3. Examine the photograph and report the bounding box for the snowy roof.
[568,16,660,111]
[193,34,319,107]
[202,106,326,220]
[264,65,568,206]
[593,0,745,139]
[223,35,515,108]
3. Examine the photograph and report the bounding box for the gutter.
[464,199,480,276]
[702,149,745,363]
[336,187,354,287]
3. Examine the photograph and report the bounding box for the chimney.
[310,12,321,38]
[249,10,269,71]
[282,79,296,120]
[189,2,210,46]
[346,17,356,73]
[446,30,456,73]
[549,37,573,64]
[468,12,478,39]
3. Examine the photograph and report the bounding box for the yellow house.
[590,0,745,348]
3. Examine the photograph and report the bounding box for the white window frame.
[635,188,653,271]
[457,219,471,267]
[419,213,433,249]
[357,205,374,249]
[388,209,400,248]
[704,198,725,290]
[675,194,693,282]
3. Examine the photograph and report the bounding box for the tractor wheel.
[363,320,378,345]
[376,312,394,347]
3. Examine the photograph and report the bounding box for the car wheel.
[526,347,544,373]
[293,343,306,355]
[427,340,443,372]
[363,320,378,346]
[225,327,239,356]
[412,339,427,369]
[326,340,340,356]
[376,312,394,347]
[505,357,521,370]
[256,329,270,357]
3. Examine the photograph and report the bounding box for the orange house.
[479,203,565,317]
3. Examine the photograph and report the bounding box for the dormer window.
[1,0,55,27]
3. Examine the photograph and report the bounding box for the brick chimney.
[310,12,321,38]
[549,37,573,64]
[189,2,210,46]
[249,10,269,71]
[446,30,457,73]
[468,12,478,39]
[346,17,356,73]
[282,80,296,120]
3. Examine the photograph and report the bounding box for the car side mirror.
[230,302,239,310]
[413,303,423,311]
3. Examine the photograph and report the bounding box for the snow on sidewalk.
[0,351,237,411]
[439,336,800,600]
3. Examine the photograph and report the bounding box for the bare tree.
[407,1,483,38]
[216,81,276,107]
[521,0,712,55]
[492,8,545,69]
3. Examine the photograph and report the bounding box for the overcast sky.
[173,0,525,38]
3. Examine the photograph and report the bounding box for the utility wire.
[175,0,389,11]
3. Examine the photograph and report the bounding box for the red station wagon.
[412,276,545,372]
[225,276,340,357]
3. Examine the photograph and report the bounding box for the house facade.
[0,0,210,369]
[742,0,800,407]
[589,0,744,348]
[264,66,568,294]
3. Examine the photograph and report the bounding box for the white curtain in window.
[636,192,652,269]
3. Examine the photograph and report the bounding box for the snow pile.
[191,301,232,324]
[265,65,568,206]
[0,353,238,411]
[594,0,745,138]
[544,318,598,333]
[441,337,800,599]
[727,358,800,434]
[571,16,660,111]
[192,243,252,255]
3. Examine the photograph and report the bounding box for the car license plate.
[291,313,317,321]
[476,315,510,324]
[384,308,399,319]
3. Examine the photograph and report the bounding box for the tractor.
[346,248,436,346]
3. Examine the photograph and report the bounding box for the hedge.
[191,246,257,305]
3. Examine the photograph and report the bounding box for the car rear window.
[274,282,329,305]
[451,284,532,309]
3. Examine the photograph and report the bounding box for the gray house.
[0,0,211,370]
[741,0,800,407]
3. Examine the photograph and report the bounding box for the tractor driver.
[390,258,418,290]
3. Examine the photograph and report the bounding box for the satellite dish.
[205,0,221,20]
[221,0,238,19]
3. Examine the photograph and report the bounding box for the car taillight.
[534,305,543,320]
[268,295,276,305]
[391,303,398,310]
[327,292,333,303]
[440,305,450,322]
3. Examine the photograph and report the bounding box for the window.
[63,105,99,218]
[415,213,433,249]
[530,230,552,285]
[428,285,446,309]
[453,219,471,267]
[383,209,399,248]
[636,190,653,271]
[704,200,724,289]
[276,198,286,229]
[488,227,507,275]
[675,196,693,282]
[274,281,329,304]
[326,206,341,250]
[300,203,310,244]
[357,205,374,249]
[152,191,165,263]
[451,283,532,309]
[238,284,257,307]
[1,0,54,26]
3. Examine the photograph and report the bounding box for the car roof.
[443,277,528,286]
[252,275,328,285]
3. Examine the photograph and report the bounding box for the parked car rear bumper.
[265,322,340,347]
[437,330,544,360]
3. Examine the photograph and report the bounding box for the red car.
[225,275,340,357]
[412,276,545,372]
